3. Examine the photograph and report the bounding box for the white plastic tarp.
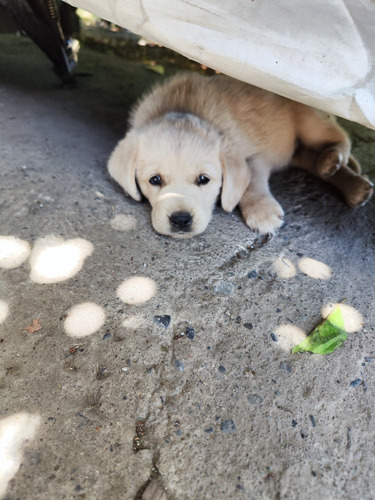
[64,0,375,129]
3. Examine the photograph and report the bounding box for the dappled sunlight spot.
[321,303,364,333]
[298,257,332,280]
[117,277,157,305]
[159,192,184,201]
[0,236,31,269]
[274,324,307,351]
[0,413,41,498]
[64,302,106,337]
[122,316,145,329]
[273,257,297,279]
[29,236,93,284]
[110,214,137,231]
[0,300,9,325]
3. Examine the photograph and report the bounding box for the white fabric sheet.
[64,0,375,129]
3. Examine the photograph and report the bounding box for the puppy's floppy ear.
[107,130,142,201]
[220,153,252,212]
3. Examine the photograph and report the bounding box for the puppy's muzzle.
[169,211,193,232]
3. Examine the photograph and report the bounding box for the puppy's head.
[108,113,250,238]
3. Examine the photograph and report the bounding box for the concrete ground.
[1,34,375,500]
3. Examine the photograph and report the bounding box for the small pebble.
[154,315,171,328]
[292,419,298,427]
[214,281,234,295]
[102,332,111,340]
[97,365,107,378]
[220,419,236,433]
[248,270,258,279]
[235,250,250,260]
[122,367,129,372]
[271,333,278,342]
[309,415,316,427]
[185,326,195,340]
[243,322,253,330]
[276,308,282,313]
[218,365,226,373]
[364,357,374,363]
[347,427,352,449]
[248,394,263,405]
[349,378,362,388]
[176,429,182,436]
[280,361,292,373]
[174,359,185,372]
[204,426,214,434]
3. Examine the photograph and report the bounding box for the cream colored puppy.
[108,72,373,238]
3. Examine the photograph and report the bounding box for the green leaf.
[292,306,347,355]
[145,64,165,75]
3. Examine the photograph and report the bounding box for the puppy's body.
[108,72,373,237]
[132,73,296,168]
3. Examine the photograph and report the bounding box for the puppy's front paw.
[242,197,284,234]
[345,175,374,207]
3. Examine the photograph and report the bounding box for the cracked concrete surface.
[1,35,375,500]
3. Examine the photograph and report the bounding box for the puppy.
[108,72,373,238]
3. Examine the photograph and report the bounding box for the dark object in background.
[0,0,79,83]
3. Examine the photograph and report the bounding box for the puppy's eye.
[149,175,162,186]
[197,175,210,186]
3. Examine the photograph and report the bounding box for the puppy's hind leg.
[291,146,374,207]
[239,160,284,234]
[295,107,352,178]
[330,166,373,206]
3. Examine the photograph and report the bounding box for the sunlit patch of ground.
[0,413,41,498]
[272,254,332,280]
[110,213,138,231]
[0,236,31,269]
[122,315,145,329]
[273,257,297,279]
[298,257,332,280]
[29,236,94,284]
[0,300,9,325]
[274,324,307,351]
[117,277,157,305]
[64,302,106,337]
[321,303,363,333]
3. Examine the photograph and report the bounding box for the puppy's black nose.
[169,211,193,231]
